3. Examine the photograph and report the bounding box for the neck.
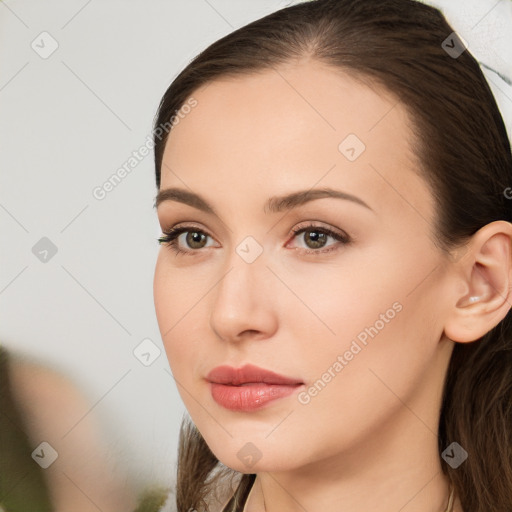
[244,405,457,512]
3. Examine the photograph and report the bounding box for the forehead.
[160,59,434,226]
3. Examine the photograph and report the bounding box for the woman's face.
[154,59,456,474]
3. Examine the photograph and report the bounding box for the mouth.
[206,363,304,386]
[208,381,304,411]
[206,364,304,412]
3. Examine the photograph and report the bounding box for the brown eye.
[157,226,215,255]
[186,231,207,249]
[288,224,350,255]
[302,229,329,249]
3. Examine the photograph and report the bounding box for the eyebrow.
[154,187,374,215]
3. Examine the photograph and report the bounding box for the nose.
[209,249,278,343]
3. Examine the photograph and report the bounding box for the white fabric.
[423,0,512,145]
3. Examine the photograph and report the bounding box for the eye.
[287,223,350,255]
[157,225,217,255]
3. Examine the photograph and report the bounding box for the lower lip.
[209,382,303,411]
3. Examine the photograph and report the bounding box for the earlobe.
[443,221,512,343]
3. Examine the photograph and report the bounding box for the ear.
[443,220,512,343]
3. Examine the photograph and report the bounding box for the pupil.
[188,232,205,247]
[307,230,326,248]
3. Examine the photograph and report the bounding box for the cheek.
[153,253,173,331]
[153,254,193,364]
[286,299,436,464]
[153,252,202,329]
[303,276,439,403]
[284,245,441,409]
[275,246,407,352]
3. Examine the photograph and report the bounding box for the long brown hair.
[152,1,512,510]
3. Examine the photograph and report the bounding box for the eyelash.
[157,223,351,257]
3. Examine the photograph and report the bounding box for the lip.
[206,364,304,412]
[206,364,303,386]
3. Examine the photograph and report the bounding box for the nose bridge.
[219,234,267,300]
[209,236,276,341]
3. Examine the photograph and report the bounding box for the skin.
[153,57,512,512]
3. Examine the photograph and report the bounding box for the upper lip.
[206,364,303,386]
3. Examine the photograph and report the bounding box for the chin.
[214,441,299,474]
